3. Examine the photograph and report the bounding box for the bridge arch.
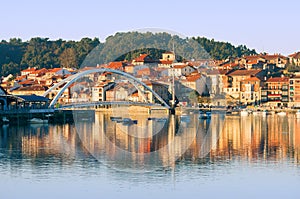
[43,68,171,109]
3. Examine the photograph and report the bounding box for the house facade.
[240,77,261,105]
[289,52,300,66]
[261,77,289,107]
[289,75,300,107]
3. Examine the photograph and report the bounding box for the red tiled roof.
[221,62,239,68]
[16,75,27,81]
[185,74,201,82]
[207,69,230,75]
[263,54,287,60]
[49,68,63,73]
[155,68,168,72]
[266,77,289,83]
[242,77,260,82]
[131,92,139,97]
[219,69,230,75]
[134,54,149,62]
[15,85,47,91]
[228,69,261,76]
[31,68,48,75]
[19,80,35,85]
[173,64,188,69]
[143,80,165,86]
[80,66,97,71]
[289,52,300,59]
[159,60,173,64]
[137,68,150,72]
[21,68,36,73]
[107,62,123,70]
[247,60,258,65]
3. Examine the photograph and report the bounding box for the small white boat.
[296,110,300,119]
[277,112,286,116]
[28,118,48,124]
[240,110,249,116]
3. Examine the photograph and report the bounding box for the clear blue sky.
[1,0,299,55]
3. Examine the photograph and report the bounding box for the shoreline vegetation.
[0,32,256,77]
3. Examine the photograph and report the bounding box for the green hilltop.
[0,32,257,76]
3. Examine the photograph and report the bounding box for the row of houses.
[1,50,300,108]
[205,68,300,107]
[217,52,300,70]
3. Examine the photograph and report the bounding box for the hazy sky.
[1,0,299,55]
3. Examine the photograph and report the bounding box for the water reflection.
[1,113,300,171]
[2,114,300,199]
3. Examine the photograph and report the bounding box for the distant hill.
[0,32,257,76]
[193,37,257,60]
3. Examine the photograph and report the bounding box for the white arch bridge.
[43,68,171,110]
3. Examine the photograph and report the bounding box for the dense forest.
[0,32,257,76]
[193,37,257,60]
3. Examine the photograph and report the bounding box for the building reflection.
[1,113,300,169]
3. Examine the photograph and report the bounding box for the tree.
[1,62,19,76]
[59,48,78,68]
[0,33,256,76]
[189,90,200,106]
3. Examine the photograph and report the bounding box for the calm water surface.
[1,112,300,199]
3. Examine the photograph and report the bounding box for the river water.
[1,112,300,199]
